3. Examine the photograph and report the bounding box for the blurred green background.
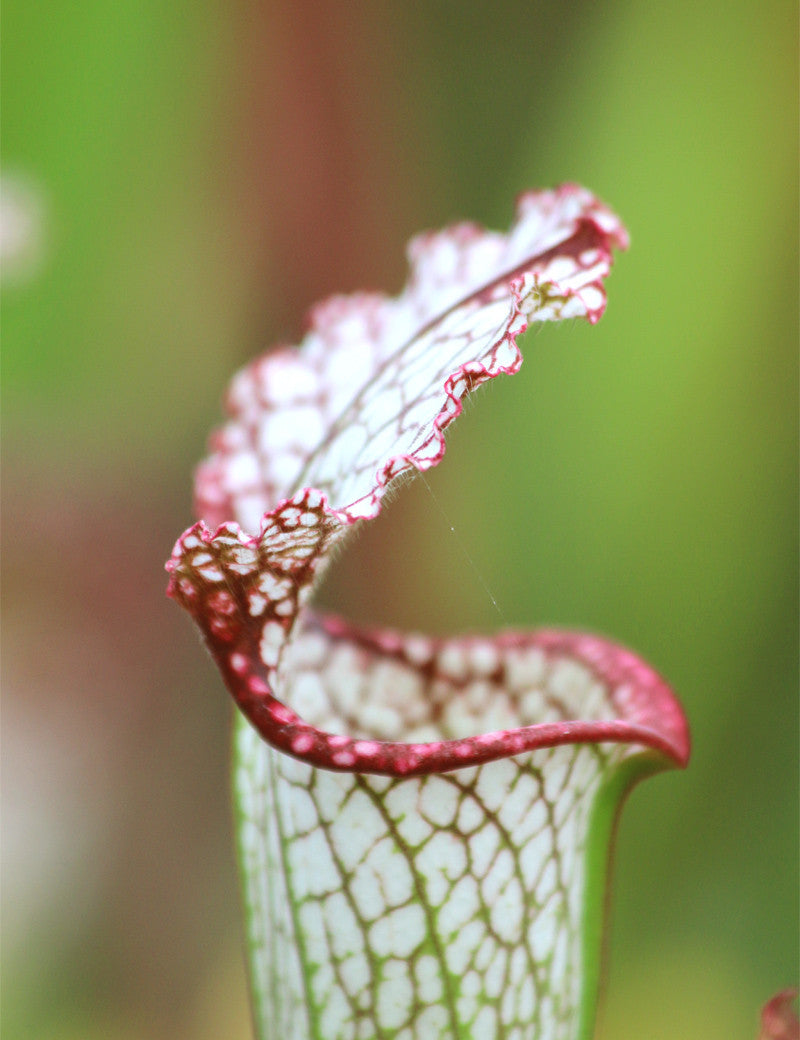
[2,2,796,1038]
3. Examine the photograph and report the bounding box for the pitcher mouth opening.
[209,608,690,777]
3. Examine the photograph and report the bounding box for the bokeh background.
[2,2,797,1038]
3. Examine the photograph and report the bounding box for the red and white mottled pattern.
[165,184,686,776]
[229,622,687,1037]
[167,186,690,1040]
[192,185,627,534]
